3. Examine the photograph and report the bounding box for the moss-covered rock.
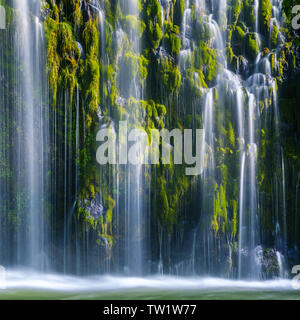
[231,26,245,55]
[142,0,163,49]
[271,24,279,48]
[164,22,181,56]
[194,43,220,86]
[245,32,260,60]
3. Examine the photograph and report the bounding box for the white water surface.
[1,269,298,293]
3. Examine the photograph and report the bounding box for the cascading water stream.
[254,0,259,33]
[281,146,287,253]
[12,0,49,270]
[182,1,192,49]
[116,0,146,276]
[249,92,261,278]
[200,88,216,274]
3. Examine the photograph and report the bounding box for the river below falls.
[0,270,299,300]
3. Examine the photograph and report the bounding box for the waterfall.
[254,0,259,33]
[271,36,287,260]
[200,88,216,274]
[0,0,50,269]
[281,147,287,252]
[238,152,246,278]
[182,1,192,49]
[248,92,261,278]
[0,0,295,281]
[115,0,147,275]
[203,90,215,171]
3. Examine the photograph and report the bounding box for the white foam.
[1,269,297,292]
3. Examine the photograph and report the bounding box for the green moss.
[174,0,185,26]
[236,25,245,40]
[143,0,163,49]
[232,0,243,26]
[164,22,181,56]
[231,200,238,236]
[260,0,272,31]
[271,24,279,48]
[104,0,118,26]
[0,1,13,27]
[194,16,214,44]
[82,18,99,56]
[231,24,245,55]
[228,122,236,148]
[81,19,100,114]
[156,104,167,117]
[271,52,276,73]
[195,44,220,85]
[156,177,170,230]
[185,68,208,94]
[155,165,190,233]
[278,46,290,79]
[245,32,260,60]
[122,52,149,87]
[213,184,228,234]
[45,17,80,101]
[225,46,239,73]
[226,47,234,65]
[242,0,255,27]
[44,17,60,103]
[160,57,182,93]
[58,0,82,28]
[123,15,146,38]
[103,194,115,225]
[102,63,118,107]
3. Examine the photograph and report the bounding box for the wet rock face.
[85,194,104,219]
[261,248,280,279]
[24,0,299,276]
